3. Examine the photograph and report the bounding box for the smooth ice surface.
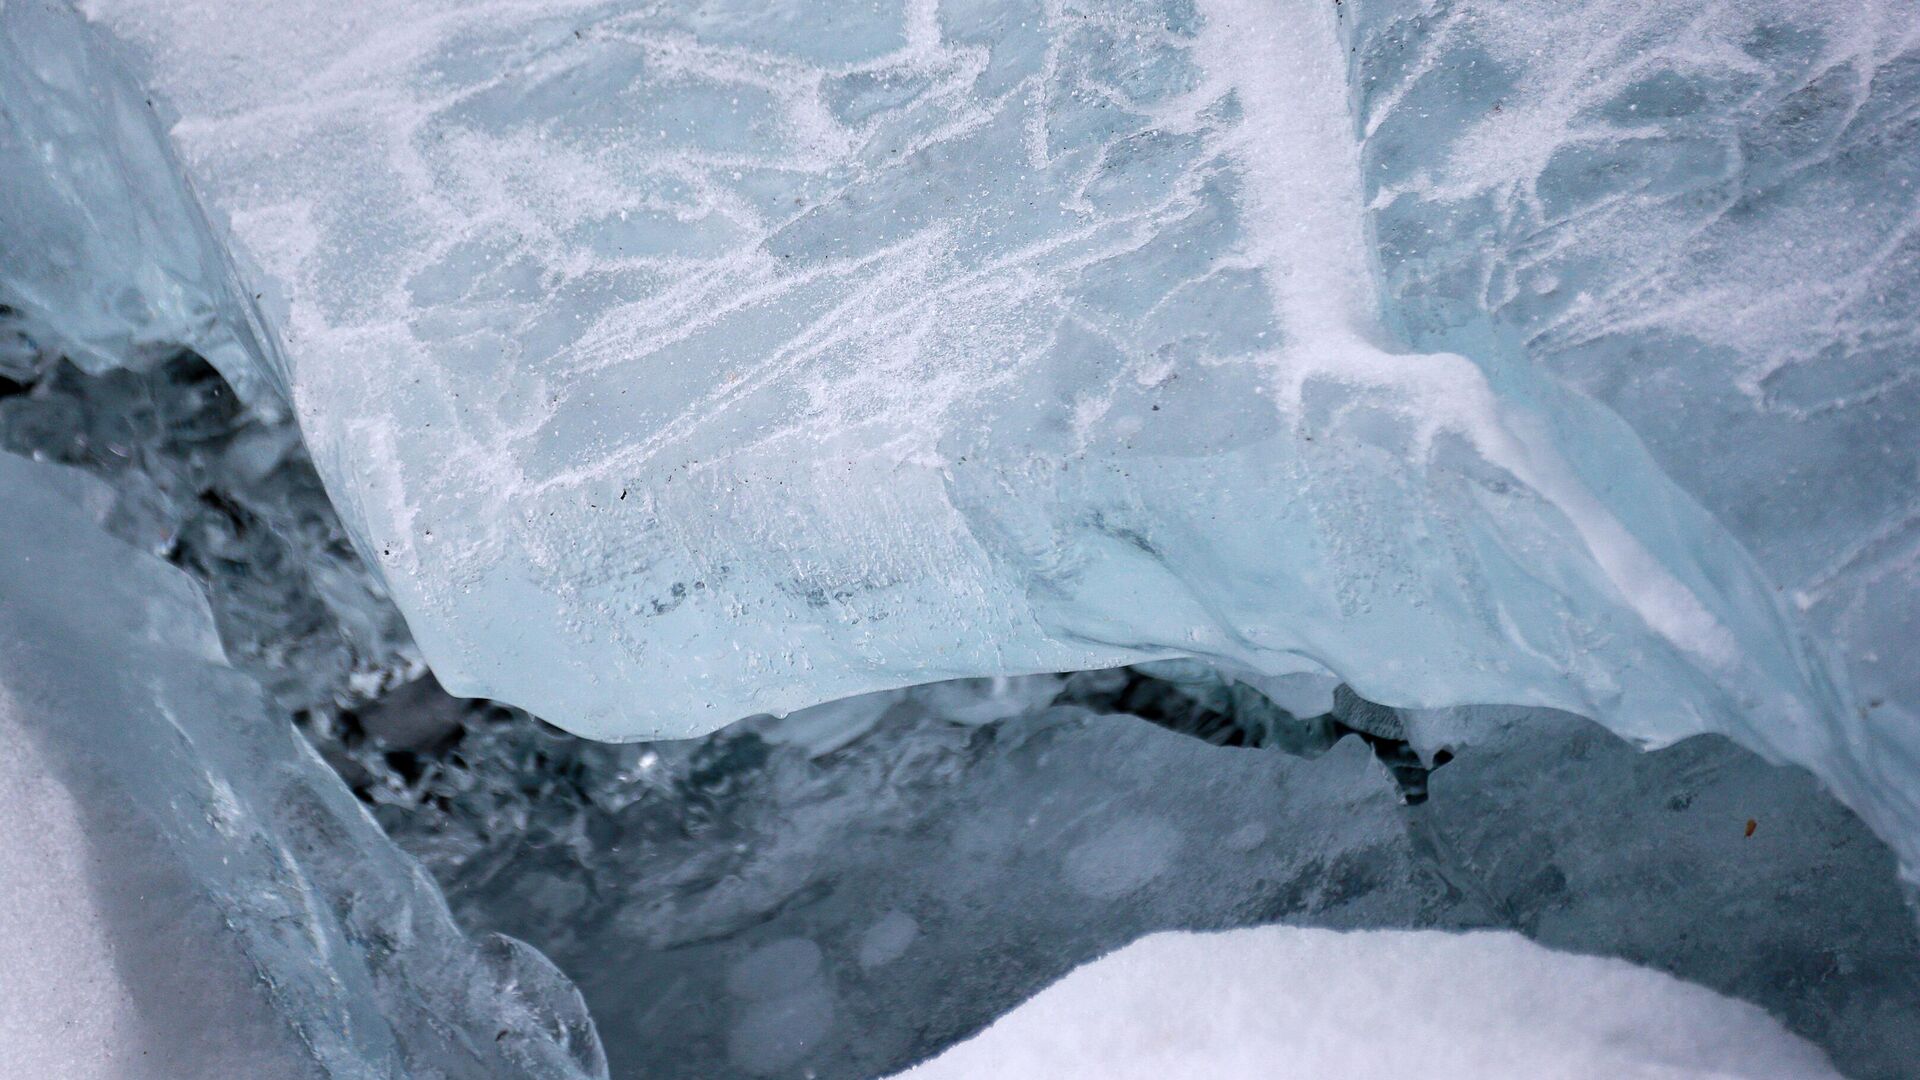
[4,0,1915,870]
[895,927,1840,1080]
[0,0,281,403]
[0,451,604,1080]
[356,671,1920,1079]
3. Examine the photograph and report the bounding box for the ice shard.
[338,671,1917,1079]
[0,450,605,1080]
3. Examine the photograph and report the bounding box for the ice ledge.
[2,0,1912,878]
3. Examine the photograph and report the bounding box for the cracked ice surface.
[9,0,1914,865]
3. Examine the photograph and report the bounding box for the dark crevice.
[1054,668,1444,803]
[0,348,416,714]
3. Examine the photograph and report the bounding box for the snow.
[897,926,1841,1080]
[0,699,141,1080]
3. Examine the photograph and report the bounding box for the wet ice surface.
[353,674,1920,1080]
[381,694,1426,1079]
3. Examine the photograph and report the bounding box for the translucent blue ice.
[3,0,1914,872]
[0,450,605,1079]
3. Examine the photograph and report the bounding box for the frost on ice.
[8,0,1911,877]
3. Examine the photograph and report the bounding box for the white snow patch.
[896,926,1838,1080]
[0,694,141,1079]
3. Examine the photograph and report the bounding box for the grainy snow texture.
[896,927,1842,1080]
[0,704,144,1079]
[3,0,1915,862]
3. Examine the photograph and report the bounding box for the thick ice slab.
[0,452,604,1080]
[5,0,1914,867]
[1341,0,1920,887]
